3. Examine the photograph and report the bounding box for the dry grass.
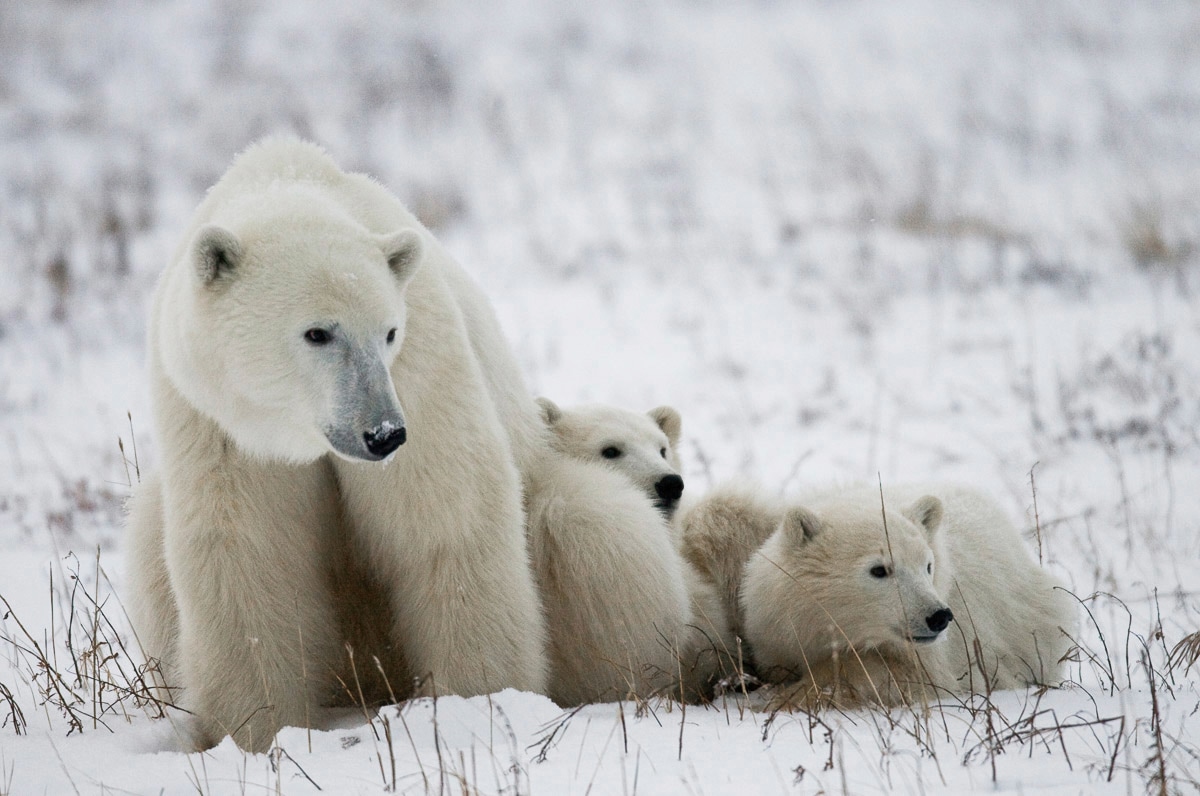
[3,512,1197,794]
[1123,203,1197,295]
[0,554,172,739]
[0,5,1198,793]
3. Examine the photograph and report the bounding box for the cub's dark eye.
[304,328,332,345]
[601,446,621,459]
[869,565,889,579]
[386,328,397,344]
[927,563,933,575]
[660,448,667,459]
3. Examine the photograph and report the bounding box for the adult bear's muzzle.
[363,422,407,458]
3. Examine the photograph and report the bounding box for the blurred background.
[1,0,1198,596]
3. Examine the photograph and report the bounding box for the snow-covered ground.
[2,1,1200,792]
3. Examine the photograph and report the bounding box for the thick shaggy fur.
[687,483,1077,705]
[525,449,691,705]
[678,483,783,645]
[536,399,738,699]
[126,138,548,751]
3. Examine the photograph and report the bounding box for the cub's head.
[742,494,953,673]
[537,398,684,518]
[159,199,424,464]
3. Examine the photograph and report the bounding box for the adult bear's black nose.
[364,425,406,458]
[655,474,684,503]
[926,608,954,633]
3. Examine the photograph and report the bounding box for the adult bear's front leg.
[162,444,343,752]
[336,414,548,698]
[392,480,549,698]
[124,472,181,705]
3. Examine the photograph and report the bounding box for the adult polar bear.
[126,138,547,751]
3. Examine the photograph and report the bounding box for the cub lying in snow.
[531,398,738,701]
[681,482,1077,706]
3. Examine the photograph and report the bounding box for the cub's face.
[161,207,424,464]
[538,399,685,518]
[757,497,953,653]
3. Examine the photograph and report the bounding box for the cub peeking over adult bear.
[540,400,686,518]
[125,138,548,751]
[526,398,692,705]
[534,399,739,701]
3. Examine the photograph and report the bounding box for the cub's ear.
[904,495,944,538]
[648,405,682,447]
[781,505,822,545]
[377,229,424,286]
[193,225,243,284]
[536,397,563,427]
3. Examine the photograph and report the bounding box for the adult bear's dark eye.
[304,328,332,345]
[870,565,889,579]
[602,446,621,459]
[386,328,397,344]
[660,448,667,459]
[927,563,933,575]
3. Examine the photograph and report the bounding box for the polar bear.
[525,399,697,704]
[535,399,740,699]
[678,482,784,649]
[687,483,1076,706]
[125,138,548,751]
[539,400,686,518]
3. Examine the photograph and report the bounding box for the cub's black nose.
[926,608,954,633]
[364,425,406,458]
[655,474,684,503]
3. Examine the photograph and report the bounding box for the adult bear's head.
[159,195,423,465]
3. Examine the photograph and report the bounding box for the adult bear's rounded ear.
[904,495,944,539]
[193,225,243,284]
[782,505,822,545]
[377,229,424,287]
[536,397,563,426]
[648,406,682,447]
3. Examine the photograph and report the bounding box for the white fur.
[124,472,179,701]
[536,399,734,700]
[126,138,547,751]
[539,399,685,518]
[678,483,783,643]
[738,483,1078,704]
[525,449,691,705]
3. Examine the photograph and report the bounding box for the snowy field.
[3,1,1200,793]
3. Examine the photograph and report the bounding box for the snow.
[3,0,1200,793]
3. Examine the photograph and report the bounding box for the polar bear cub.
[540,400,686,518]
[537,399,740,699]
[677,482,784,655]
[526,398,692,705]
[687,483,1076,705]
